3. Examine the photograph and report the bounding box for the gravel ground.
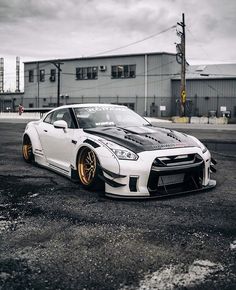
[0,122,235,290]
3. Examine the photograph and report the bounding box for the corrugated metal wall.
[147,54,181,117]
[172,79,236,117]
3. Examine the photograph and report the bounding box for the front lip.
[105,180,216,199]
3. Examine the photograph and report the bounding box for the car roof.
[49,103,127,112]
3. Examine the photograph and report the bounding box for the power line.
[2,25,177,91]
[24,75,174,95]
[186,27,236,67]
[22,59,178,80]
[22,59,180,94]
[91,25,177,56]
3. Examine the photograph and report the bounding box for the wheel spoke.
[78,148,97,186]
[84,164,91,171]
[86,157,90,163]
[22,139,33,163]
[23,145,29,159]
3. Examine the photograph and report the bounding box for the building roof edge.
[24,51,176,64]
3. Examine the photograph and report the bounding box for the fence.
[173,96,236,118]
[1,95,236,118]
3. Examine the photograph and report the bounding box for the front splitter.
[105,179,216,200]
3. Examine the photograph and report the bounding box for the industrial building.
[0,92,24,112]
[1,52,236,119]
[23,52,181,117]
[172,64,236,118]
[0,57,23,112]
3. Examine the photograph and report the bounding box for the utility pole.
[16,56,20,93]
[177,13,186,116]
[37,62,39,107]
[0,58,4,93]
[50,61,63,107]
[57,63,61,107]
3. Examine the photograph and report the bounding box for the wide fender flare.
[23,125,43,153]
[74,141,120,176]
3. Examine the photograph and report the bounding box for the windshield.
[74,106,150,129]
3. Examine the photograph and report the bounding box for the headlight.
[111,149,138,160]
[201,144,208,154]
[100,140,138,160]
[189,135,208,154]
[196,140,208,154]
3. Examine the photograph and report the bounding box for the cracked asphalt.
[0,122,235,290]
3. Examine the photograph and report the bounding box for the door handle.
[44,130,48,132]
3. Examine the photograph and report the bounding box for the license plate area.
[158,173,185,186]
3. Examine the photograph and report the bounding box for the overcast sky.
[1,0,236,91]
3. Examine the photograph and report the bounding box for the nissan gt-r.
[22,104,216,198]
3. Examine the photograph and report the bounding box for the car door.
[38,108,76,173]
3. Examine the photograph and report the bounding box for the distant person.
[18,104,24,115]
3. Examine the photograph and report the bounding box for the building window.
[76,67,98,80]
[29,70,34,82]
[111,65,136,79]
[40,69,45,82]
[50,69,56,82]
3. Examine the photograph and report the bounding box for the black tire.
[22,135,34,163]
[77,147,104,191]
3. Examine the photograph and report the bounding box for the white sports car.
[22,104,216,198]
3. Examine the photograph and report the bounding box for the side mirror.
[53,120,68,129]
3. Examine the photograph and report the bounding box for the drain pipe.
[144,54,148,116]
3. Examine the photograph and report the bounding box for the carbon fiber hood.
[84,126,200,153]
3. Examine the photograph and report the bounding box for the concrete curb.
[172,116,229,125]
[0,112,41,120]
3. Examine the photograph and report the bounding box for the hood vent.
[124,135,144,145]
[167,132,182,142]
[145,134,161,143]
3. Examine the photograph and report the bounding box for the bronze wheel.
[78,147,97,186]
[22,136,34,163]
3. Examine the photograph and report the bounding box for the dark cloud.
[1,0,236,90]
[0,0,59,23]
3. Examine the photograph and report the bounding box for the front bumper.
[101,147,216,198]
[105,179,216,199]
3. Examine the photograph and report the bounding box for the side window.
[44,112,53,124]
[51,109,74,128]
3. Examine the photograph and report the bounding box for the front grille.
[148,154,204,196]
[152,153,201,168]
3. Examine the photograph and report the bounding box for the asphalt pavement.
[0,122,235,290]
